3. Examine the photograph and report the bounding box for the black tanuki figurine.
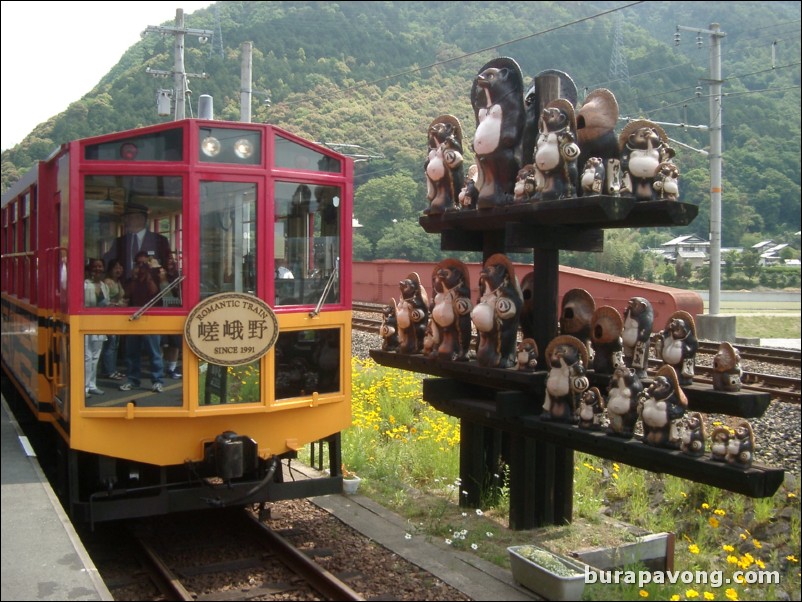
[622,296,653,379]
[394,273,429,355]
[470,58,525,208]
[638,365,687,449]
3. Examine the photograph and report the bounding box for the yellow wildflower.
[671,596,681,601]
[708,517,720,528]
[689,543,700,554]
[704,593,715,600]
[725,589,739,601]
[714,508,726,516]
[722,544,734,552]
[687,589,700,598]
[639,589,649,597]
[787,555,799,563]
[701,502,710,510]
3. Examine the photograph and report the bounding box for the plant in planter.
[342,464,361,494]
[508,544,587,601]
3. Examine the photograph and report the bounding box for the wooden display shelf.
[419,197,698,234]
[371,350,773,419]
[422,378,785,500]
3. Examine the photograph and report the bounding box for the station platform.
[1,396,113,601]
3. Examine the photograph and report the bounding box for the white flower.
[461,512,467,517]
[405,533,412,540]
[461,490,468,496]
[475,509,484,516]
[445,538,452,545]
[471,543,479,550]
[486,532,493,538]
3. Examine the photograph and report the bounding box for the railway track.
[351,304,801,404]
[108,508,365,601]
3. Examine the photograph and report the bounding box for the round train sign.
[185,293,279,366]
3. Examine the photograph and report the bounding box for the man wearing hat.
[103,202,172,281]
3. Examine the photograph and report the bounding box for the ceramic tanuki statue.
[558,288,596,361]
[424,115,465,215]
[653,161,680,200]
[531,98,580,200]
[726,421,755,469]
[470,254,523,368]
[619,120,675,201]
[605,364,643,438]
[712,341,743,392]
[638,365,688,449]
[590,305,625,375]
[710,426,730,462]
[470,57,525,208]
[516,338,539,372]
[458,164,479,210]
[379,304,400,352]
[429,259,473,361]
[621,296,654,379]
[579,157,605,196]
[654,310,698,386]
[576,88,620,196]
[680,412,707,457]
[540,335,589,423]
[513,164,537,203]
[577,386,606,430]
[394,273,429,355]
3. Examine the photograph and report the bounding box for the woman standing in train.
[84,258,109,396]
[101,258,126,380]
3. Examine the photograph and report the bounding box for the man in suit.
[104,202,172,281]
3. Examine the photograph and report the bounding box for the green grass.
[701,300,801,339]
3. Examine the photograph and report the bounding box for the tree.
[353,173,419,249]
[374,220,441,261]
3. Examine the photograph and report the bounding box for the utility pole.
[676,22,726,316]
[143,9,213,120]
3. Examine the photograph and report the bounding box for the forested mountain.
[2,1,800,264]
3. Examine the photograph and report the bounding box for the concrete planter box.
[571,532,674,572]
[508,545,587,601]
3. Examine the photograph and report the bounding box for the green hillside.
[2,1,799,269]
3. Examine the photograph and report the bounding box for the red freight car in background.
[352,261,703,333]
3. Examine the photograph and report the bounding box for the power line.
[276,1,645,109]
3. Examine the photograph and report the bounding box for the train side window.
[273,182,341,307]
[274,136,341,173]
[83,175,183,309]
[199,181,258,299]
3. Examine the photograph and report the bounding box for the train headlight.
[201,136,222,157]
[234,138,254,159]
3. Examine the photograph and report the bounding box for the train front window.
[83,175,183,308]
[275,328,341,400]
[274,182,341,306]
[85,128,183,161]
[199,181,258,298]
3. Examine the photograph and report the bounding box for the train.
[1,118,354,524]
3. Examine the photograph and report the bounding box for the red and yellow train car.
[1,119,353,523]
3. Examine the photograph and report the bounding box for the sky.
[1,1,215,151]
